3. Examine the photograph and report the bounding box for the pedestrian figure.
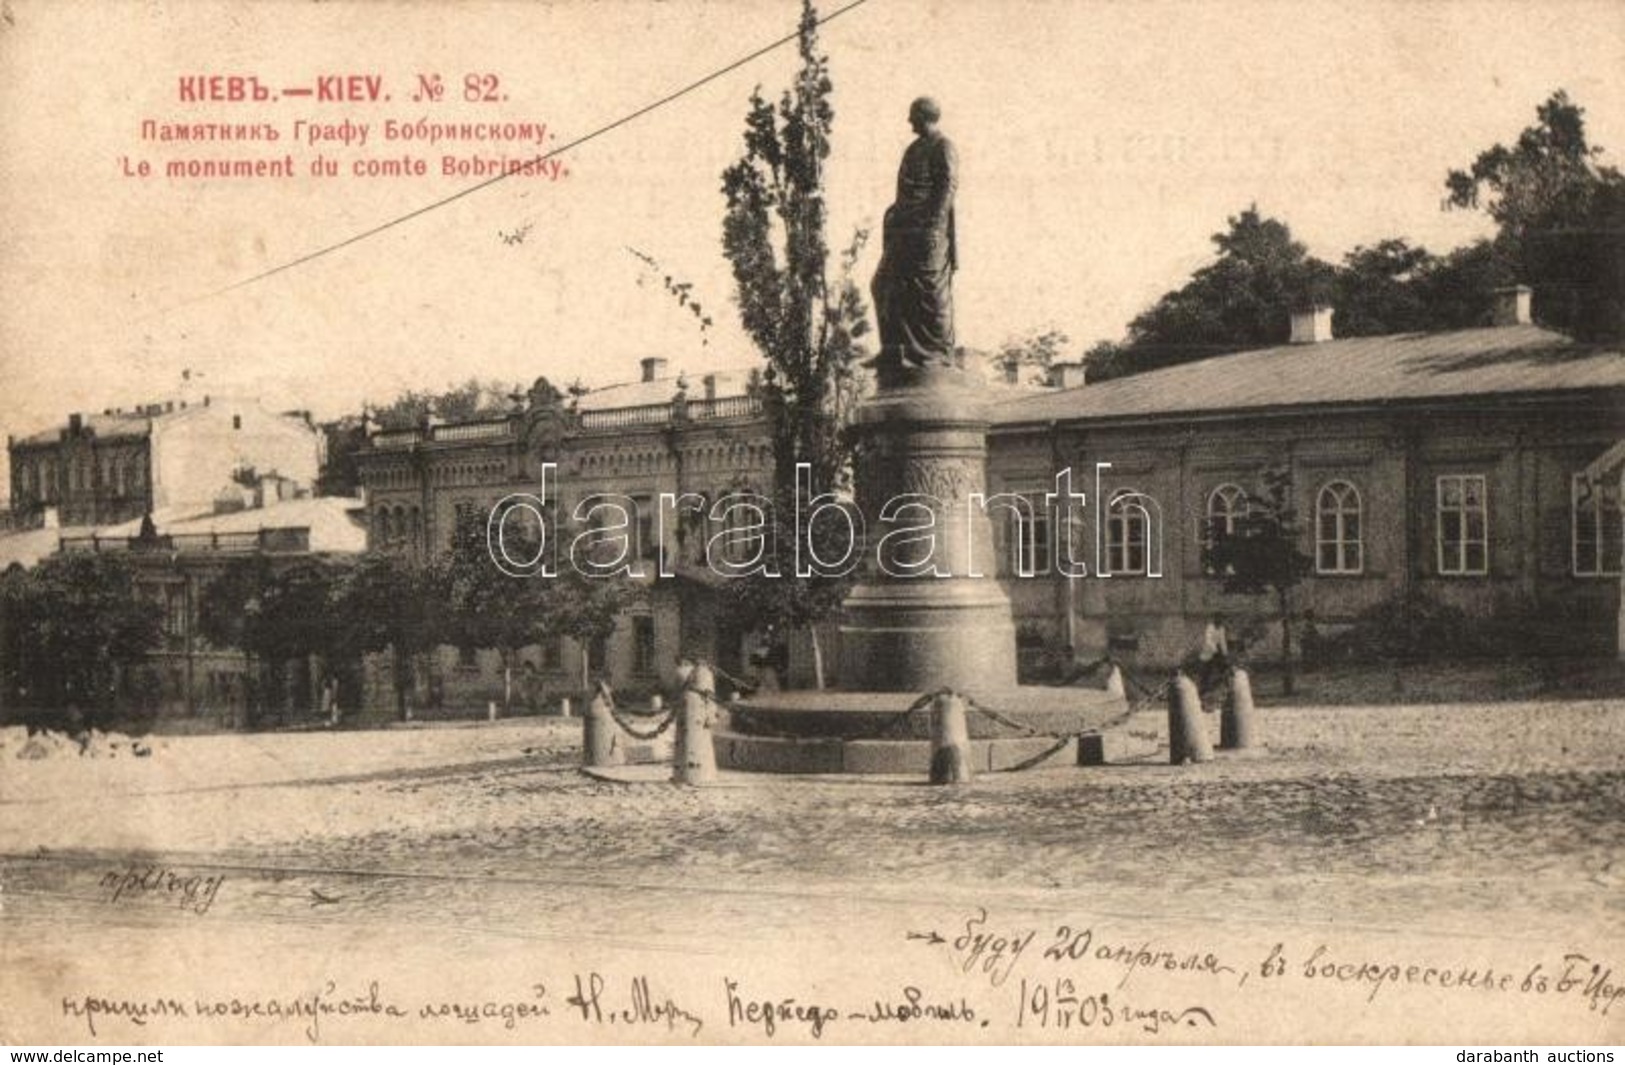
[1192,613,1231,709]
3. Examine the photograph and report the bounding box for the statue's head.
[908,96,941,134]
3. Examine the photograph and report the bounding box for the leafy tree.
[550,566,641,692]
[1446,90,1625,339]
[1411,240,1500,331]
[0,554,162,732]
[716,0,870,687]
[1080,338,1131,382]
[446,508,530,712]
[719,501,858,689]
[370,377,520,430]
[198,556,349,720]
[1330,239,1435,336]
[316,415,368,497]
[985,327,1072,385]
[335,549,449,720]
[1201,467,1314,695]
[196,556,271,714]
[1089,207,1335,381]
[444,504,640,705]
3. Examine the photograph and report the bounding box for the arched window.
[1316,481,1363,574]
[1105,488,1161,576]
[1204,484,1248,573]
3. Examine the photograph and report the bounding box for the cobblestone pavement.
[3,698,1622,1044]
[4,699,1621,939]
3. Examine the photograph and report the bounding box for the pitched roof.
[576,367,755,411]
[97,497,368,553]
[15,412,151,447]
[991,325,1625,427]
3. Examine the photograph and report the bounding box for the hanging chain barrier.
[713,654,1173,773]
[619,654,1177,775]
[597,685,678,742]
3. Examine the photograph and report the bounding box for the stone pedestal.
[838,367,1018,692]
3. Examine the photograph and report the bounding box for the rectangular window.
[1437,474,1488,576]
[632,495,657,561]
[631,616,656,676]
[157,584,186,650]
[1573,473,1624,577]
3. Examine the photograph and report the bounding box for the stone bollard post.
[1076,733,1106,766]
[1105,663,1126,700]
[559,697,571,719]
[1221,666,1256,750]
[929,692,974,784]
[1167,671,1213,765]
[583,690,623,768]
[487,700,499,722]
[672,688,717,785]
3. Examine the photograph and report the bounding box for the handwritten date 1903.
[1016,977,1216,1036]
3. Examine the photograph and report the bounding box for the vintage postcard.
[1,0,1622,1048]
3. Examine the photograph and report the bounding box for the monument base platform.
[716,686,1129,775]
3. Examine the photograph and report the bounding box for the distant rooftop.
[574,367,756,411]
[14,412,151,447]
[992,324,1625,427]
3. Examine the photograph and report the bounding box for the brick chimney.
[1493,285,1532,327]
[1289,304,1335,345]
[640,356,668,383]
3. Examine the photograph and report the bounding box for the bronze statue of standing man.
[871,97,958,377]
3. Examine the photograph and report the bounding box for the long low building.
[352,288,1624,712]
[987,289,1625,667]
[16,290,1616,729]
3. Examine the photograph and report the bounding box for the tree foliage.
[716,0,870,684]
[1086,91,1623,382]
[369,377,520,430]
[197,555,352,719]
[983,327,1072,385]
[333,549,449,719]
[1086,207,1335,380]
[1446,89,1625,340]
[0,554,163,732]
[443,505,639,703]
[1201,467,1314,695]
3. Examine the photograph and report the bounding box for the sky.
[2,0,1623,495]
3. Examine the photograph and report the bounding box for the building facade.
[7,498,370,728]
[8,395,323,529]
[353,295,1625,710]
[986,293,1625,667]
[353,360,776,711]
